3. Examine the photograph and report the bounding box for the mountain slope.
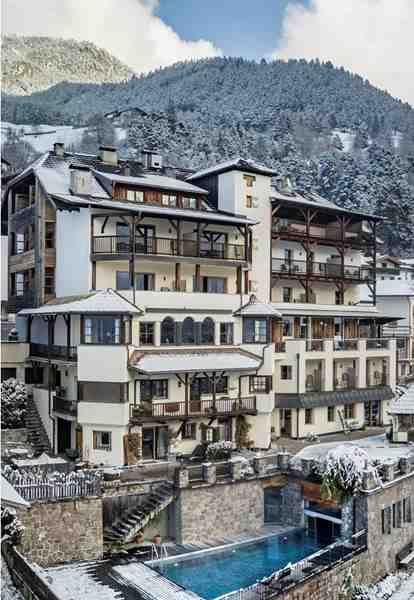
[2,35,134,95]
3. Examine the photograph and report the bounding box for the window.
[162,193,177,207]
[382,507,391,534]
[393,501,402,528]
[327,406,335,422]
[192,376,228,396]
[198,276,226,293]
[284,249,292,262]
[25,366,44,385]
[243,174,256,187]
[201,317,215,345]
[283,287,293,303]
[220,322,234,345]
[126,189,144,202]
[282,318,293,337]
[140,322,155,346]
[344,404,355,419]
[182,422,197,440]
[305,409,313,424]
[84,316,122,344]
[116,271,130,290]
[246,195,252,208]
[135,273,155,291]
[181,196,198,209]
[243,318,269,343]
[140,379,168,401]
[44,267,55,295]
[45,222,55,249]
[93,431,112,451]
[161,317,175,345]
[403,497,412,523]
[249,376,271,393]
[335,290,343,305]
[182,317,196,344]
[281,365,292,380]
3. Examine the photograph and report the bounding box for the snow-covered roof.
[1,475,30,509]
[187,157,277,180]
[19,289,141,316]
[234,295,282,317]
[95,170,208,195]
[130,349,261,375]
[272,302,398,321]
[12,453,68,468]
[389,388,414,415]
[52,193,259,226]
[374,281,414,297]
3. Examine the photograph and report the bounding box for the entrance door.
[142,426,169,459]
[364,400,380,426]
[281,409,292,436]
[57,418,72,454]
[142,428,155,459]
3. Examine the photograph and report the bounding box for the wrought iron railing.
[306,339,324,352]
[366,338,390,350]
[92,235,248,261]
[130,396,257,420]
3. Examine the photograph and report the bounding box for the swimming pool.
[156,530,324,600]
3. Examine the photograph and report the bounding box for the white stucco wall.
[1,235,8,303]
[56,209,91,296]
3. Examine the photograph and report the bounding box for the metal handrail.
[272,258,371,281]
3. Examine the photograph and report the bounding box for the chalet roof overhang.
[271,197,383,225]
[187,158,278,180]
[50,193,259,226]
[272,304,401,322]
[276,386,394,410]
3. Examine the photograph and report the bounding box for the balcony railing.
[367,374,388,387]
[92,235,248,262]
[30,343,78,361]
[7,292,36,313]
[272,258,370,282]
[334,339,359,351]
[366,338,390,350]
[272,223,366,246]
[306,379,324,392]
[53,396,77,416]
[306,339,324,352]
[334,373,357,390]
[130,396,257,421]
[274,341,286,353]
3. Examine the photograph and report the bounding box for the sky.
[2,0,414,105]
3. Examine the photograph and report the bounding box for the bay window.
[83,316,129,344]
[243,318,269,343]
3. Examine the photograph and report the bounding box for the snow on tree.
[1,380,28,430]
[316,445,370,502]
[1,506,24,545]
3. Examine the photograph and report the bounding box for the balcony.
[367,374,388,388]
[129,396,257,422]
[334,339,359,351]
[272,223,367,248]
[306,339,324,352]
[53,395,77,417]
[366,338,390,350]
[7,292,36,313]
[92,235,248,263]
[334,374,357,391]
[30,343,78,362]
[272,258,370,282]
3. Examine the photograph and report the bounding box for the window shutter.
[175,321,182,345]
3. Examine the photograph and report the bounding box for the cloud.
[273,0,414,106]
[1,0,222,73]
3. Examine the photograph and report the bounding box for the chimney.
[122,163,131,177]
[54,142,65,157]
[69,163,92,195]
[142,149,163,170]
[99,145,118,166]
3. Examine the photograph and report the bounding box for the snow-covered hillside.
[2,35,133,95]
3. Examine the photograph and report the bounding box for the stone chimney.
[69,163,92,195]
[99,145,118,166]
[54,142,65,157]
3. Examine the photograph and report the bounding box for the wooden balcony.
[272,258,371,283]
[129,396,257,422]
[272,223,369,248]
[30,343,78,362]
[92,235,248,263]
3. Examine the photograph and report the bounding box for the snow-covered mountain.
[2,35,133,95]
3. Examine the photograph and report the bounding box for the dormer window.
[182,197,198,210]
[162,193,177,207]
[127,189,144,202]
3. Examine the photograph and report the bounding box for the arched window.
[161,317,175,345]
[182,317,196,344]
[201,317,215,345]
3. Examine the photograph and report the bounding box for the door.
[282,409,292,436]
[142,428,155,459]
[135,225,155,255]
[190,378,202,413]
[365,400,380,426]
[57,418,72,454]
[116,222,130,253]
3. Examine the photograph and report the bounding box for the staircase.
[25,396,52,455]
[104,480,175,546]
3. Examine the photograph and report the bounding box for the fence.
[3,468,101,502]
[218,530,367,600]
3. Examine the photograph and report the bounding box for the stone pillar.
[341,498,354,539]
[253,456,266,477]
[230,459,242,481]
[400,457,412,474]
[383,463,395,482]
[176,467,189,489]
[202,463,216,485]
[362,469,378,491]
[281,482,304,527]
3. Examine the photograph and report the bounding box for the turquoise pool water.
[157,530,324,599]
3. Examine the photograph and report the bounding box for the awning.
[272,303,401,322]
[130,349,261,375]
[18,289,142,316]
[276,386,394,410]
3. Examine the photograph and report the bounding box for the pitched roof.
[187,157,277,180]
[95,171,208,195]
[234,295,282,317]
[1,475,30,509]
[18,289,141,316]
[389,388,414,415]
[130,349,262,375]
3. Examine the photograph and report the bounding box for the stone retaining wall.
[17,496,103,567]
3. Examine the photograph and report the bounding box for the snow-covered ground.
[1,122,127,154]
[332,128,355,152]
[357,571,414,599]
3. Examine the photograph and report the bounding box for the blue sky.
[156,0,309,59]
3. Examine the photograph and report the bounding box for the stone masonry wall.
[177,479,264,544]
[17,496,103,567]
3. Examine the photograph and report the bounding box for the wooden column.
[175,263,181,292]
[63,314,71,359]
[236,266,242,295]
